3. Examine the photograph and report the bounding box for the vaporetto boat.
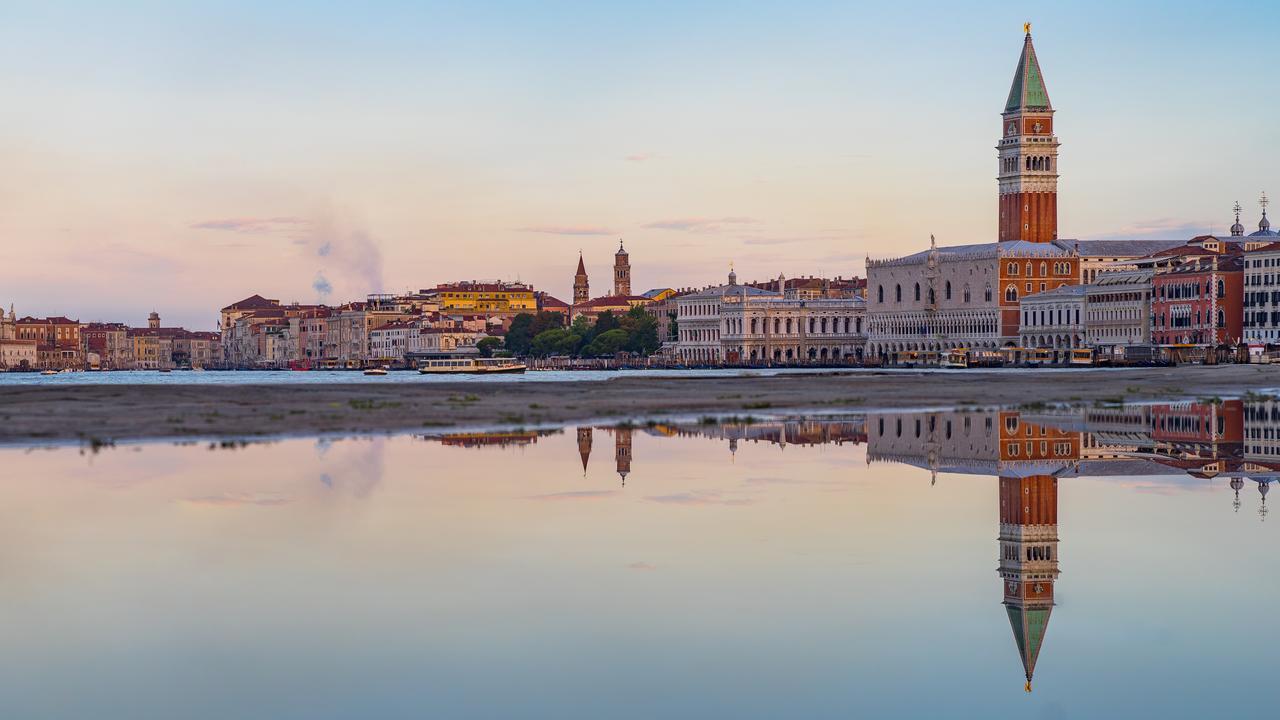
[418,358,527,375]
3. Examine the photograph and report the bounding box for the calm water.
[2,403,1276,719]
[0,366,1154,386]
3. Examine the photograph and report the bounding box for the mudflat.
[1,364,1275,444]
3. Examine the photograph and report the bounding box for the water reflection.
[420,400,1279,696]
[3,401,1278,718]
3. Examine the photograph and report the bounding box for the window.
[1005,285,1018,302]
[985,285,993,302]
[963,285,971,303]
[914,283,921,302]
[895,284,902,302]
[877,285,884,303]
[945,281,952,300]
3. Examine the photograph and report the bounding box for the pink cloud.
[626,561,657,571]
[645,491,753,506]
[191,217,310,234]
[517,225,615,236]
[179,492,291,508]
[527,490,620,501]
[642,217,758,233]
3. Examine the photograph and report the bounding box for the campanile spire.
[997,25,1059,243]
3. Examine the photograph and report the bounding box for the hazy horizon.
[3,1,1277,329]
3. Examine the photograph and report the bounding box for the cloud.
[180,492,291,508]
[645,491,753,506]
[1084,218,1209,241]
[625,152,657,162]
[190,217,309,234]
[642,217,758,233]
[527,490,620,501]
[517,225,615,236]
[626,561,657,571]
[312,272,333,301]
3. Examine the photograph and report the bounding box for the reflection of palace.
[426,401,1279,689]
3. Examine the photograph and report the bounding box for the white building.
[1019,283,1085,351]
[1243,241,1280,345]
[674,271,779,363]
[721,295,866,364]
[1084,269,1153,348]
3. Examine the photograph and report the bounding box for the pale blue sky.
[1,1,1277,327]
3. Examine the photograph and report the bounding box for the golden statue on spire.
[1024,22,1031,35]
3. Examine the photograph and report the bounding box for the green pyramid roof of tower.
[1005,33,1052,113]
[1006,603,1052,682]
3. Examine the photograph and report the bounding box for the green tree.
[584,328,629,357]
[504,313,536,356]
[476,336,502,358]
[593,311,620,336]
[530,328,582,357]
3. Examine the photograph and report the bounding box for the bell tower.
[574,252,590,304]
[998,24,1059,243]
[613,240,631,297]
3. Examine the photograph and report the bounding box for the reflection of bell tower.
[615,427,633,485]
[576,426,593,474]
[998,473,1060,692]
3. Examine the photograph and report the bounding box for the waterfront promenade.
[1,364,1275,444]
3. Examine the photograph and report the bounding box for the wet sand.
[1,365,1275,444]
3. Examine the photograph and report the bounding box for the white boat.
[41,369,58,376]
[419,358,527,375]
[363,367,389,376]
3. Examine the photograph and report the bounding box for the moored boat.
[363,367,389,376]
[419,358,527,375]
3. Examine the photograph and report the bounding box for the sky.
[2,0,1278,329]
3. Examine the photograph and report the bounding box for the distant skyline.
[3,1,1278,329]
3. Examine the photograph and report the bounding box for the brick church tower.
[997,25,1059,243]
[574,252,590,305]
[613,240,631,297]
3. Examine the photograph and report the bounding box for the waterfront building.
[409,326,487,358]
[674,270,780,363]
[219,295,281,336]
[0,305,38,369]
[1243,241,1280,345]
[82,322,132,369]
[535,292,570,317]
[1150,252,1244,346]
[1084,269,1153,348]
[14,315,83,369]
[1244,399,1280,464]
[369,320,417,364]
[720,290,866,364]
[432,281,537,316]
[1019,283,1085,351]
[867,239,1077,357]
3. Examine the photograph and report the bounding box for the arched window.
[895,284,902,302]
[1217,279,1225,298]
[1005,285,1018,302]
[945,281,952,300]
[963,285,971,303]
[985,284,993,302]
[914,283,921,302]
[877,285,884,303]
[928,288,936,305]
[1008,262,1019,275]
[1039,262,1047,276]
[1218,309,1226,327]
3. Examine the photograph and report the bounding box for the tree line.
[496,306,661,358]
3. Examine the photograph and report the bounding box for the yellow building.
[432,281,537,314]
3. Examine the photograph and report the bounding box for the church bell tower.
[998,24,1059,243]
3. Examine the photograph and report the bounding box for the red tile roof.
[221,294,280,312]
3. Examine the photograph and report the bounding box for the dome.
[1249,214,1277,237]
[1230,220,1245,236]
